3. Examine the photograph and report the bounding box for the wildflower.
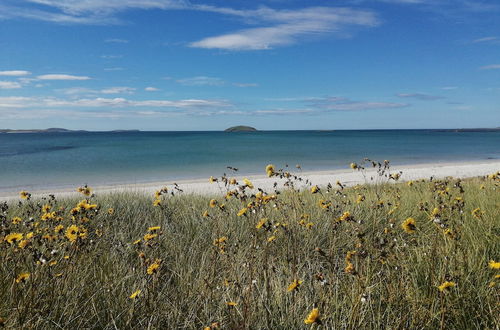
[107,208,114,215]
[26,232,34,239]
[226,301,237,307]
[153,199,161,207]
[304,307,320,324]
[407,180,414,186]
[265,164,275,177]
[267,235,276,242]
[130,290,141,299]
[256,218,268,229]
[202,211,209,217]
[480,184,485,190]
[401,217,416,233]
[471,208,484,218]
[65,225,81,243]
[318,199,332,210]
[229,178,237,185]
[356,195,365,203]
[438,281,456,292]
[209,199,218,208]
[18,240,29,249]
[243,178,254,189]
[339,211,352,222]
[49,260,57,266]
[19,191,31,200]
[15,272,30,283]
[4,233,23,244]
[209,176,217,183]
[287,279,303,292]
[77,186,92,196]
[488,260,500,269]
[133,239,141,245]
[310,185,320,194]
[350,162,358,170]
[42,204,51,213]
[143,233,158,241]
[431,207,440,218]
[12,216,22,224]
[148,226,161,231]
[237,207,248,217]
[147,259,162,275]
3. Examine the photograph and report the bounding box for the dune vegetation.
[1,160,499,329]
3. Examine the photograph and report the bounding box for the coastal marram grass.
[1,161,499,329]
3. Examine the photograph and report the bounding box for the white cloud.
[480,64,500,70]
[0,81,22,89]
[37,74,91,80]
[177,76,225,86]
[0,70,31,76]
[441,86,458,90]
[105,38,129,43]
[100,86,136,94]
[472,36,498,43]
[190,7,379,50]
[145,87,160,91]
[396,93,444,100]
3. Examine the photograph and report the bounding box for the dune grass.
[1,163,499,329]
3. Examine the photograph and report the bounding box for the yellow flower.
[153,199,161,207]
[19,191,31,200]
[287,279,303,292]
[304,307,320,324]
[438,281,456,292]
[54,225,64,234]
[226,301,237,307]
[129,289,141,299]
[243,178,254,189]
[267,235,276,242]
[407,180,414,186]
[350,162,358,170]
[209,199,218,208]
[147,259,162,275]
[12,216,22,224]
[26,232,34,239]
[339,211,352,222]
[256,218,267,229]
[15,272,30,283]
[401,217,416,233]
[488,260,500,269]
[42,204,51,213]
[209,176,217,183]
[237,207,248,217]
[202,211,209,217]
[107,208,114,215]
[65,225,80,243]
[18,240,29,249]
[310,185,319,194]
[143,233,158,241]
[471,208,484,218]
[4,233,23,244]
[356,195,365,203]
[77,186,92,196]
[229,178,237,185]
[265,164,275,177]
[148,226,161,231]
[431,207,440,218]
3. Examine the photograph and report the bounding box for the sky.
[0,0,499,131]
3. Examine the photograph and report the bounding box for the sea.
[1,130,499,192]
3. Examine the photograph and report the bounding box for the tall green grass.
[0,170,499,329]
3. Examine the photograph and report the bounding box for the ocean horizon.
[1,129,499,192]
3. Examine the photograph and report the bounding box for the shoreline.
[1,159,499,201]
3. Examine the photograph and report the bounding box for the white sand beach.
[1,160,499,201]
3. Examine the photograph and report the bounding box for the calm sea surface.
[1,130,499,191]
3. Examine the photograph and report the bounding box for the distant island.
[0,128,140,134]
[224,125,257,132]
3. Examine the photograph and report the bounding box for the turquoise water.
[1,130,499,191]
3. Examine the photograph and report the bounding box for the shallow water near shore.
[1,129,499,191]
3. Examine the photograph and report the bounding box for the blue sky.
[0,0,499,130]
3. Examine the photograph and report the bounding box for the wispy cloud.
[105,38,129,43]
[57,86,136,95]
[233,83,259,88]
[145,87,160,91]
[0,70,31,76]
[100,87,135,94]
[0,81,22,89]
[472,36,498,43]
[176,76,225,86]
[479,64,500,70]
[265,96,408,112]
[396,93,444,100]
[37,74,91,80]
[190,7,379,50]
[440,86,458,90]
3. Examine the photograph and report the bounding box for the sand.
[1,160,499,201]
